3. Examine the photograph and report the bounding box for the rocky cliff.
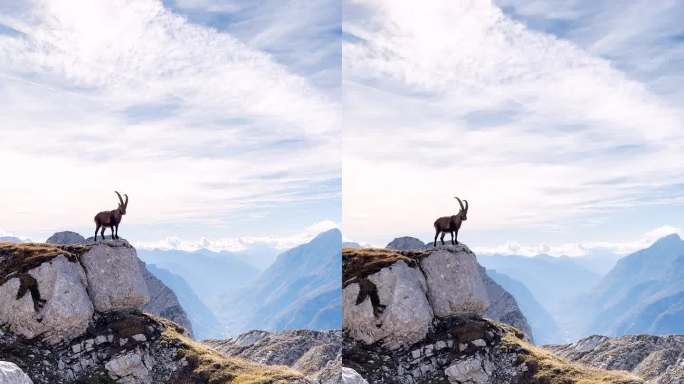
[206,329,341,384]
[139,260,194,338]
[342,245,642,384]
[0,240,307,383]
[549,334,684,383]
[44,231,195,339]
[343,245,532,347]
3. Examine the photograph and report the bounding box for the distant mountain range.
[219,228,342,335]
[0,236,22,243]
[145,264,222,340]
[485,269,561,344]
[478,253,600,318]
[579,233,684,337]
[137,248,261,310]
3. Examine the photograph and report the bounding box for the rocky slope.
[145,263,221,340]
[0,240,307,383]
[549,334,684,383]
[206,329,341,384]
[486,270,561,345]
[342,245,641,384]
[140,260,194,338]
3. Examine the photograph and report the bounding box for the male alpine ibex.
[94,191,128,241]
[433,196,469,246]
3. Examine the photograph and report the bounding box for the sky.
[342,0,684,256]
[0,0,340,249]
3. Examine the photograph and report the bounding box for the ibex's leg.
[95,224,101,241]
[100,226,106,241]
[451,231,455,245]
[455,230,459,245]
[114,225,119,240]
[434,231,439,247]
[440,232,446,245]
[110,226,116,240]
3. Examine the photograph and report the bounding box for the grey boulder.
[342,367,368,384]
[0,361,33,384]
[0,255,93,344]
[420,245,489,316]
[80,240,150,312]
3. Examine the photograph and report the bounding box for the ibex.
[433,196,468,246]
[94,191,128,241]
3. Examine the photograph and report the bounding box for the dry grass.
[342,247,428,286]
[160,319,306,384]
[501,333,642,384]
[0,242,90,285]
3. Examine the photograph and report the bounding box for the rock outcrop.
[140,260,194,338]
[206,329,342,384]
[342,245,530,350]
[342,246,641,384]
[480,266,533,342]
[46,232,85,245]
[0,241,308,383]
[386,237,425,251]
[80,240,150,312]
[0,361,33,384]
[44,231,194,338]
[549,334,684,383]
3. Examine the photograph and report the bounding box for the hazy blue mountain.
[220,228,341,335]
[572,247,622,275]
[485,269,562,344]
[0,236,22,243]
[146,264,223,340]
[478,253,600,316]
[582,234,684,337]
[137,248,260,309]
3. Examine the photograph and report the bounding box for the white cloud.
[475,225,683,257]
[135,220,339,251]
[342,0,684,244]
[0,0,340,238]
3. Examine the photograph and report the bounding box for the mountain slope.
[137,248,260,309]
[146,264,223,340]
[220,229,342,334]
[342,246,640,384]
[140,260,194,337]
[478,254,600,316]
[582,234,684,336]
[549,334,684,383]
[486,269,562,344]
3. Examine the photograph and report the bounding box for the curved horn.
[124,193,129,208]
[115,191,124,206]
[464,199,469,211]
[454,196,465,211]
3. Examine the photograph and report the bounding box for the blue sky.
[343,0,684,255]
[0,0,340,250]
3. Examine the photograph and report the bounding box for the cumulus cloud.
[342,0,684,245]
[135,220,339,251]
[475,225,684,257]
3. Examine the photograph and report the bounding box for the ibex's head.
[454,196,468,221]
[115,191,129,215]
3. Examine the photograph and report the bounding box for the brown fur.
[433,196,469,246]
[94,191,128,241]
